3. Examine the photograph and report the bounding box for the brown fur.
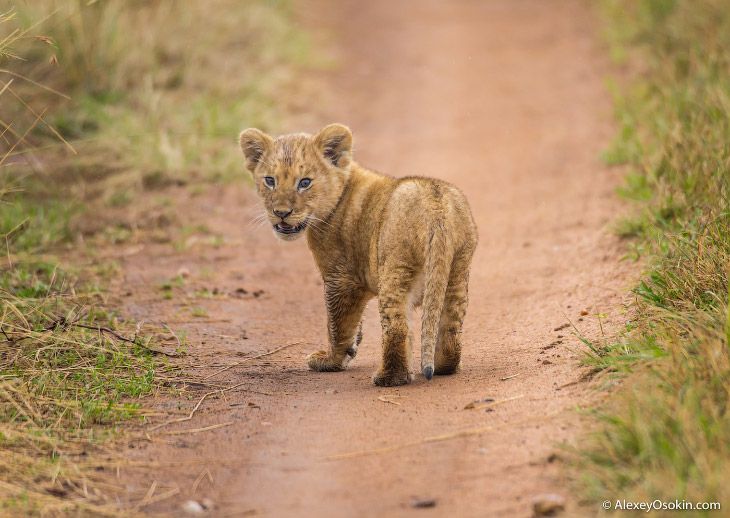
[239,124,477,386]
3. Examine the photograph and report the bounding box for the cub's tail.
[420,217,453,380]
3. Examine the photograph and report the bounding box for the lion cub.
[239,124,477,386]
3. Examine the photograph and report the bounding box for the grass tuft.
[0,1,306,513]
[581,0,730,508]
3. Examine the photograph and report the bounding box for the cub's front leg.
[307,283,368,372]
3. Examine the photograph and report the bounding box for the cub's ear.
[239,128,273,173]
[314,123,352,168]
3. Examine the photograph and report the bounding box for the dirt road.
[116,1,632,516]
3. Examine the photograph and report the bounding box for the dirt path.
[114,1,632,516]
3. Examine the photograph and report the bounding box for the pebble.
[532,493,565,515]
[182,498,215,514]
[182,500,205,514]
[411,497,437,509]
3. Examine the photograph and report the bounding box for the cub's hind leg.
[434,250,473,375]
[346,321,364,361]
[373,265,415,386]
[307,284,369,372]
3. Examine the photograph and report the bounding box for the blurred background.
[0,2,315,513]
[1,1,312,249]
[0,0,729,515]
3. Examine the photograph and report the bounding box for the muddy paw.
[307,350,345,372]
[372,369,413,387]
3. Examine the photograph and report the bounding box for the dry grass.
[0,1,306,514]
[580,0,730,508]
[0,266,183,514]
[5,0,308,188]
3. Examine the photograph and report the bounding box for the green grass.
[1,288,161,428]
[0,1,307,513]
[0,252,172,514]
[5,0,310,188]
[580,0,730,510]
[190,306,209,318]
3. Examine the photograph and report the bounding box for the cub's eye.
[297,178,312,191]
[263,176,276,189]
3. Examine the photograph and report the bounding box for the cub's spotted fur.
[239,124,477,386]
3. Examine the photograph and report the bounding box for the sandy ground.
[112,1,634,516]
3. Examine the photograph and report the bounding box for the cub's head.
[239,124,353,241]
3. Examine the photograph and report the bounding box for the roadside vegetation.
[0,1,305,514]
[582,0,730,509]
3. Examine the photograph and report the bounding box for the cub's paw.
[433,362,459,376]
[372,369,413,387]
[307,350,345,372]
[344,330,362,360]
[345,344,358,360]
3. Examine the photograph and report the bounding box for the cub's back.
[380,177,477,259]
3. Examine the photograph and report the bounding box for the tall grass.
[4,0,308,191]
[0,1,305,513]
[581,0,730,509]
[0,9,163,514]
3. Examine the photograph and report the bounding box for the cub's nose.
[273,208,293,219]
